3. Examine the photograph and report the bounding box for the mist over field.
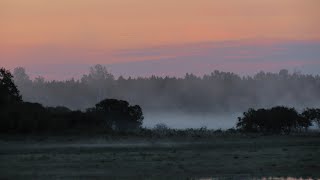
[11,65,320,129]
[143,111,239,129]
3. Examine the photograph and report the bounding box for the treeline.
[0,68,143,134]
[237,106,320,134]
[13,65,320,112]
[2,66,320,135]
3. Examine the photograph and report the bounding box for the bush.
[237,106,312,134]
[302,108,320,127]
[93,99,144,131]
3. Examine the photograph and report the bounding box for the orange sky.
[1,0,320,67]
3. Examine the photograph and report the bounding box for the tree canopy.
[237,106,313,134]
[0,68,22,106]
[94,99,144,131]
[0,67,144,134]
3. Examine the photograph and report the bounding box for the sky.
[1,0,320,79]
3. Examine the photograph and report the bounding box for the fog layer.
[143,112,239,129]
[12,65,320,129]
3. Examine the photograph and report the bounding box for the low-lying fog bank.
[142,111,241,129]
[142,111,320,130]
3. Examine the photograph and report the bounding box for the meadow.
[1,134,319,180]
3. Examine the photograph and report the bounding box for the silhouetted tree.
[0,68,22,106]
[0,67,146,134]
[302,108,320,127]
[94,99,143,131]
[236,108,263,133]
[237,106,312,134]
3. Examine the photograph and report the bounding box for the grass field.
[0,134,319,179]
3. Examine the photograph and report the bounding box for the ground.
[0,134,319,179]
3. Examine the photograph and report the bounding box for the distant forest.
[13,64,320,112]
[2,66,320,134]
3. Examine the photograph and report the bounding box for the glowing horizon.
[1,0,320,76]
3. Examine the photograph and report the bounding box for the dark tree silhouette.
[237,106,311,134]
[302,108,320,127]
[94,99,144,131]
[0,68,22,106]
[0,67,144,134]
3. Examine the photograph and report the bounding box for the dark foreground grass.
[0,134,319,180]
